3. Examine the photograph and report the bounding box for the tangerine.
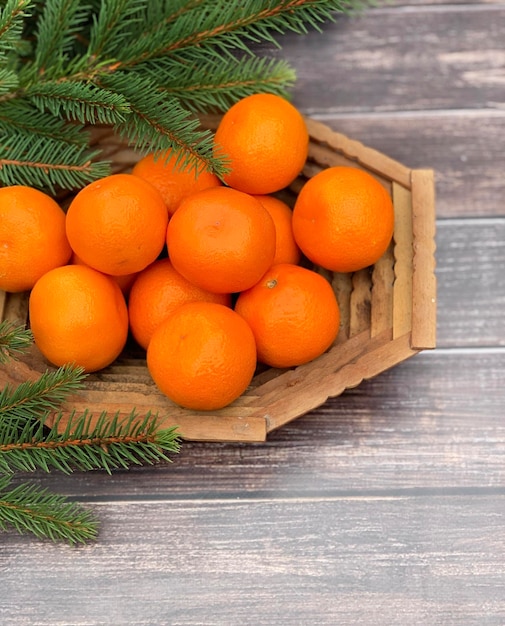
[214,93,309,195]
[0,186,71,293]
[128,258,232,350]
[65,173,168,276]
[292,166,395,273]
[147,302,257,411]
[235,263,340,369]
[132,149,221,216]
[166,186,276,294]
[29,264,129,372]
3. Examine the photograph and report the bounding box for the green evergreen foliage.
[0,475,99,544]
[0,319,32,362]
[0,321,181,544]
[0,0,369,193]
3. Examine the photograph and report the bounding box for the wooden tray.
[0,118,437,442]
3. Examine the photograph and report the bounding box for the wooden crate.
[0,118,436,442]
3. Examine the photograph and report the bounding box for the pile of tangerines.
[0,94,394,411]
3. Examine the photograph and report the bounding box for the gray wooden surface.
[2,2,505,624]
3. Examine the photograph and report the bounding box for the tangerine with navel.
[166,186,276,294]
[292,166,395,273]
[65,173,168,276]
[29,264,129,372]
[235,263,340,369]
[147,302,257,411]
[0,185,71,293]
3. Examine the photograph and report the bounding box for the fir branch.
[0,362,87,423]
[24,80,131,125]
[30,0,90,77]
[0,409,181,475]
[156,55,296,114]
[0,129,110,191]
[0,475,98,544]
[0,320,33,364]
[101,71,228,175]
[63,1,361,78]
[0,0,373,193]
[0,298,181,545]
[0,98,92,144]
[128,0,359,64]
[0,0,32,59]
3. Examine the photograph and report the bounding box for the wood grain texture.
[436,219,505,347]
[278,5,505,115]
[2,496,505,625]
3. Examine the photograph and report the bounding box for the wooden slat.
[349,269,372,337]
[411,170,437,349]
[331,272,353,341]
[371,242,394,337]
[305,118,412,188]
[1,291,29,326]
[392,183,414,338]
[305,141,356,170]
[0,289,6,320]
[53,401,267,444]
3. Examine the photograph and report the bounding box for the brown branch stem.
[0,433,158,453]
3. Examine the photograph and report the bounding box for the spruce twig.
[0,362,87,422]
[0,320,33,363]
[157,55,297,114]
[0,475,99,544]
[0,410,181,475]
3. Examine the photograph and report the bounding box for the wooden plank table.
[2,1,505,623]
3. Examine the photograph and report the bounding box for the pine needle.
[0,320,32,364]
[156,55,297,114]
[0,362,87,423]
[0,409,181,475]
[0,475,99,544]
